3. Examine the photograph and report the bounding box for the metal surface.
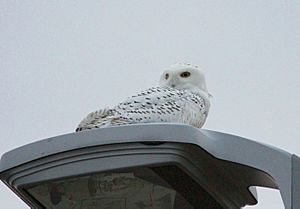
[0,123,298,208]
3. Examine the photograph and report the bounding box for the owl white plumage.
[76,63,211,131]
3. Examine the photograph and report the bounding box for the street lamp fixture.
[0,124,299,208]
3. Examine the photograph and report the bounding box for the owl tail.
[75,108,114,132]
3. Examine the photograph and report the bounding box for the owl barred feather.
[76,63,211,131]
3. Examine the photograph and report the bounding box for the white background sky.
[0,1,299,208]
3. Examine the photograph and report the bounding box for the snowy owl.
[76,63,211,132]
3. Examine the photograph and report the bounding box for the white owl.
[76,63,211,131]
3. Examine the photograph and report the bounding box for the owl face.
[159,63,209,94]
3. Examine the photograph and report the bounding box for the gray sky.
[0,1,299,208]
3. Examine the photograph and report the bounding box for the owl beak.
[168,78,178,88]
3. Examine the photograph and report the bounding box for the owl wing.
[76,87,209,131]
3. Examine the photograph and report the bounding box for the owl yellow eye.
[165,73,169,80]
[180,71,191,78]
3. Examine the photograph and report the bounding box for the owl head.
[159,63,210,96]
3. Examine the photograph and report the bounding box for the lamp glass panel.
[26,167,195,209]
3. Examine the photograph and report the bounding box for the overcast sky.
[0,1,299,208]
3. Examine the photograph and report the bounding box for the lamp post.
[1,124,299,208]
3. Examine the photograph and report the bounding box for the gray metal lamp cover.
[0,124,299,208]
